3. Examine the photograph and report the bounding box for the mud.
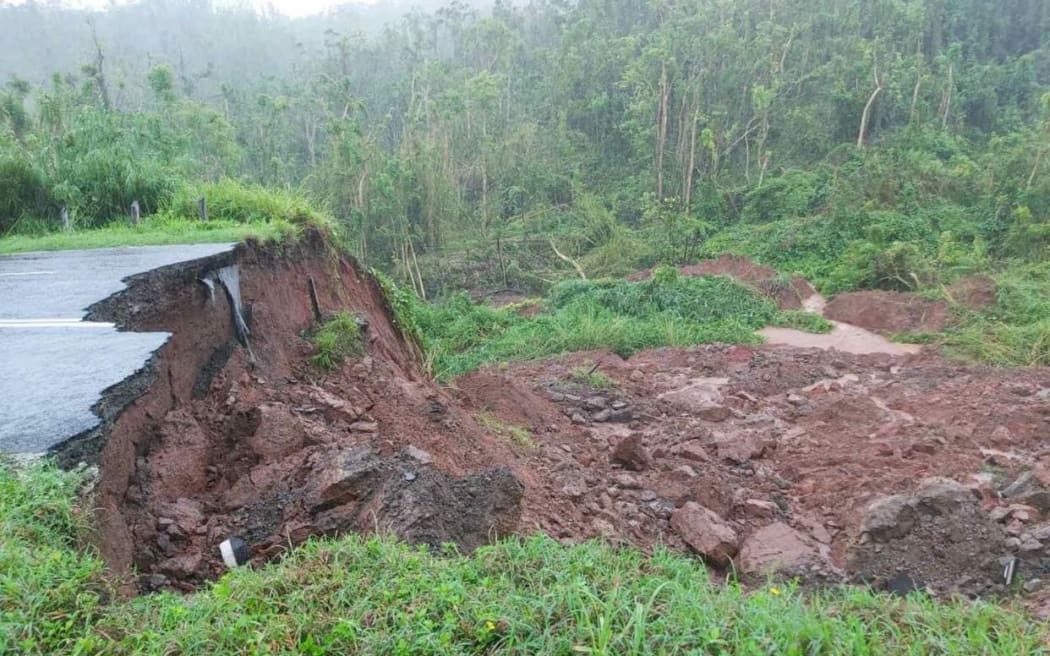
[824,290,950,335]
[69,242,1050,608]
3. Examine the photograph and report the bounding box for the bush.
[0,156,54,233]
[167,179,331,228]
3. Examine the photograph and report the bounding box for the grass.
[3,462,1047,655]
[414,275,778,380]
[772,310,835,334]
[0,215,296,254]
[310,312,364,371]
[474,411,535,449]
[569,365,618,390]
[0,180,334,255]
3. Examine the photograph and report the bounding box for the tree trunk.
[940,63,953,130]
[857,55,883,148]
[684,110,698,214]
[656,61,670,200]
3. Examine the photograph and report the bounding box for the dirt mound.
[824,291,949,334]
[847,478,1009,595]
[630,254,816,309]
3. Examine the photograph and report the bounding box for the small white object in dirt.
[220,537,249,568]
[1002,556,1018,586]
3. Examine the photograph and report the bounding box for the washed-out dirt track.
[71,238,1049,616]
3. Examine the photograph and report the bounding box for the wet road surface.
[0,244,232,454]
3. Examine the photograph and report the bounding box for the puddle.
[760,294,921,356]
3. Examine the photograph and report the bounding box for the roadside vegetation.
[400,270,831,380]
[2,463,1045,655]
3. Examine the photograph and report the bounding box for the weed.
[475,411,534,449]
[310,312,363,371]
[570,365,617,390]
[772,310,834,334]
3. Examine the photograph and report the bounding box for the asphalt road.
[0,244,233,454]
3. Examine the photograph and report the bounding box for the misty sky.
[0,0,377,17]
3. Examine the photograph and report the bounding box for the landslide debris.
[68,241,1049,610]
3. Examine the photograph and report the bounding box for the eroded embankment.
[70,232,526,592]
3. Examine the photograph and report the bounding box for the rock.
[608,408,634,423]
[913,478,974,515]
[249,403,306,460]
[157,498,204,535]
[611,434,651,471]
[591,409,612,422]
[639,490,658,502]
[584,396,608,411]
[658,378,729,414]
[786,393,806,406]
[715,432,768,464]
[592,518,617,538]
[1020,490,1050,514]
[989,506,1013,522]
[1030,522,1050,541]
[1024,579,1044,593]
[611,401,629,410]
[742,499,778,519]
[671,502,739,566]
[676,441,709,463]
[1034,457,1050,487]
[989,425,1014,446]
[612,472,642,490]
[860,495,916,540]
[308,386,363,422]
[738,522,821,576]
[405,445,434,465]
[629,370,645,382]
[696,403,732,423]
[1002,471,1034,499]
[571,412,589,425]
[561,480,587,500]
[158,552,202,578]
[309,446,524,552]
[349,421,379,433]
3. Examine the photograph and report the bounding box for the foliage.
[0,463,106,655]
[772,311,835,334]
[419,276,776,379]
[310,312,364,371]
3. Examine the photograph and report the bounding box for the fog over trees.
[0,0,1047,295]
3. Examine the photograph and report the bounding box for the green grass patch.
[411,275,777,380]
[474,411,535,449]
[310,312,364,371]
[569,365,617,390]
[3,463,1048,654]
[771,310,834,334]
[0,215,295,254]
[0,463,107,655]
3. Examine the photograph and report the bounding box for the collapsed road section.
[0,243,235,454]
[59,231,525,592]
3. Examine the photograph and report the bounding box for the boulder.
[611,434,651,471]
[671,502,739,566]
[739,522,821,576]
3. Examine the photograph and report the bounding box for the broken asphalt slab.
[0,244,235,454]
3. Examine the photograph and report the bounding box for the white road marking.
[0,319,114,329]
[0,271,56,277]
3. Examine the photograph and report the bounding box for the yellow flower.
[769,587,781,596]
[485,620,496,631]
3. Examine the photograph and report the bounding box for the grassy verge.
[0,215,295,254]
[0,180,333,255]
[2,463,1046,655]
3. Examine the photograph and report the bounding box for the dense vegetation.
[2,463,1046,655]
[0,0,1046,364]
